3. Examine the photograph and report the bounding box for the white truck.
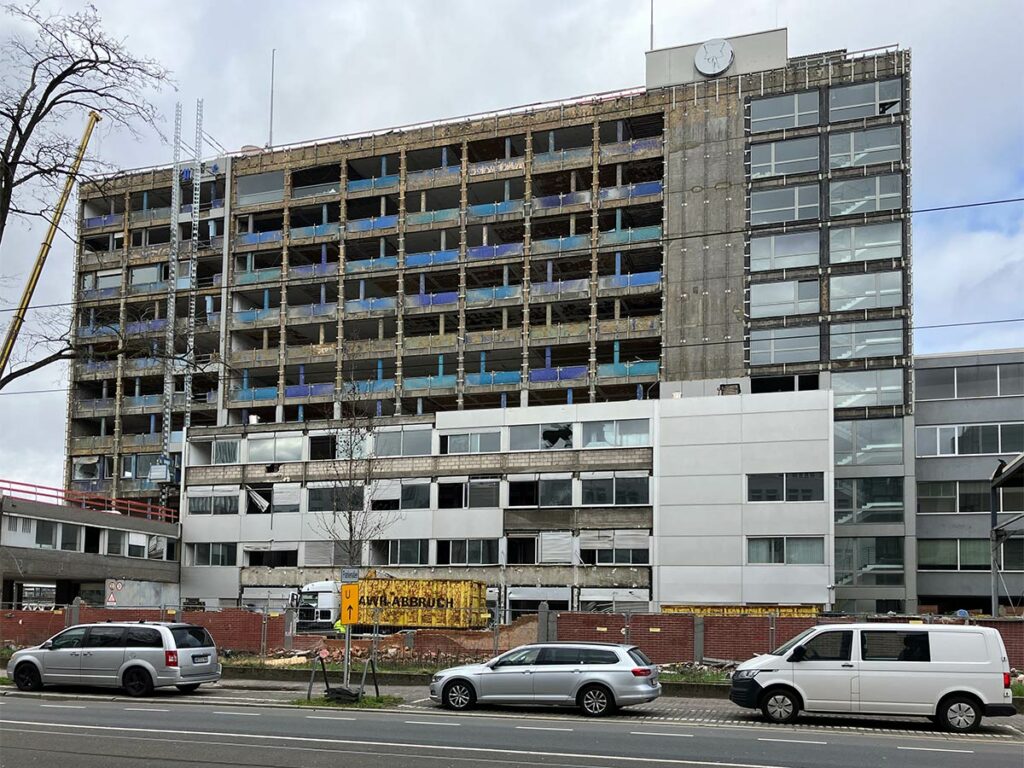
[295,580,342,632]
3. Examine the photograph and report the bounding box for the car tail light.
[1004,672,1012,689]
[631,667,652,677]
[165,650,178,668]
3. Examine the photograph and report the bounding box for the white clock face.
[694,39,734,77]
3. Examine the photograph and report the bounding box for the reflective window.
[915,368,955,400]
[581,419,649,447]
[861,631,929,662]
[436,539,499,565]
[830,319,903,360]
[441,431,500,454]
[916,423,1023,456]
[381,539,428,566]
[750,231,819,271]
[832,369,904,408]
[581,475,649,505]
[750,137,819,178]
[957,366,998,398]
[918,364,1024,399]
[750,279,819,318]
[193,542,237,566]
[829,78,902,122]
[749,325,820,365]
[748,473,824,502]
[829,270,902,311]
[835,477,904,524]
[748,537,824,564]
[917,482,957,514]
[829,175,902,217]
[579,529,650,565]
[750,184,819,225]
[829,126,901,168]
[829,221,902,264]
[834,536,904,585]
[802,631,853,661]
[919,539,989,571]
[835,418,903,466]
[750,91,819,133]
[509,423,573,451]
[237,170,285,206]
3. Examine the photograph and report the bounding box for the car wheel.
[175,684,201,694]
[441,680,475,711]
[13,663,42,692]
[937,695,982,733]
[578,684,616,717]
[760,688,800,724]
[122,667,154,697]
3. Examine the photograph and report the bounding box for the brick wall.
[1,609,69,646]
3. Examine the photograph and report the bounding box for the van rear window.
[171,626,214,649]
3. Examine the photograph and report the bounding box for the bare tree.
[0,2,172,247]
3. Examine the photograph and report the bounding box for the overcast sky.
[1,0,1022,487]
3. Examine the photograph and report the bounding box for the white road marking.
[212,711,261,716]
[306,716,357,721]
[124,708,170,713]
[897,746,974,754]
[0,719,797,767]
[38,705,85,710]
[404,720,460,727]
[757,738,827,746]
[631,731,695,738]
[515,725,573,732]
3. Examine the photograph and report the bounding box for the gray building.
[914,349,1024,613]
[66,29,914,613]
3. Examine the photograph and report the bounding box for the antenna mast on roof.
[649,0,654,51]
[267,49,276,148]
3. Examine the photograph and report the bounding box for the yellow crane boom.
[0,110,102,377]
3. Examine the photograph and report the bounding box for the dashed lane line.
[757,738,827,746]
[212,711,261,716]
[403,720,461,727]
[124,708,170,713]
[515,725,573,732]
[38,705,85,710]
[897,746,974,754]
[631,732,695,738]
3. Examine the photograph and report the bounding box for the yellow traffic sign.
[340,584,359,625]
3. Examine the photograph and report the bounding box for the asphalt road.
[0,696,1020,768]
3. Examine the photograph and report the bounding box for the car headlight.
[733,669,759,679]
[431,674,444,682]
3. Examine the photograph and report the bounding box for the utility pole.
[0,111,101,376]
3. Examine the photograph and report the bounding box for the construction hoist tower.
[159,100,203,506]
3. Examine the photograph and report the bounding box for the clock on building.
[694,39,734,77]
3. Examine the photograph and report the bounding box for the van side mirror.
[788,645,806,663]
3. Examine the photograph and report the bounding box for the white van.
[729,623,1016,732]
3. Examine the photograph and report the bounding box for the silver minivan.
[8,622,222,696]
[429,642,661,716]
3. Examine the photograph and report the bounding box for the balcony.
[532,147,592,171]
[465,285,521,307]
[598,225,662,248]
[292,181,340,200]
[597,271,662,291]
[406,291,458,309]
[290,262,339,280]
[121,432,163,449]
[231,307,280,326]
[402,374,456,391]
[235,230,283,247]
[532,190,592,212]
[129,207,172,224]
[345,337,396,357]
[235,267,282,286]
[597,316,661,339]
[81,286,120,301]
[599,136,663,161]
[123,393,163,409]
[345,256,398,274]
[597,360,660,379]
[125,357,164,373]
[75,397,115,413]
[407,166,461,188]
[468,156,525,177]
[71,435,115,452]
[344,296,397,314]
[287,302,338,321]
[82,213,123,230]
[530,278,589,301]
[529,321,589,343]
[346,214,398,234]
[467,242,523,261]
[230,348,279,367]
[285,342,336,363]
[405,249,458,269]
[284,382,335,399]
[532,234,589,256]
[290,222,340,241]
[125,319,167,335]
[403,333,458,351]
[77,359,118,376]
[598,180,663,204]
[465,370,521,387]
[467,200,524,219]
[529,365,588,383]
[346,174,399,194]
[229,386,279,402]
[464,327,520,347]
[406,208,460,227]
[77,323,120,339]
[349,378,395,395]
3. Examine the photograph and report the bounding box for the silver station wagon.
[8,622,221,696]
[430,642,661,716]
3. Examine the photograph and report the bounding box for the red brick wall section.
[0,609,69,646]
[556,612,627,644]
[977,620,1024,669]
[626,614,695,664]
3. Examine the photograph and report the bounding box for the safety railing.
[405,249,459,268]
[0,479,178,523]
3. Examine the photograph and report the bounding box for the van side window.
[50,627,86,649]
[801,631,852,661]
[861,631,930,662]
[84,627,125,648]
[126,627,163,648]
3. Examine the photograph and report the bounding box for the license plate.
[192,655,209,664]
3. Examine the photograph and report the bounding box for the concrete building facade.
[914,349,1024,613]
[65,30,914,613]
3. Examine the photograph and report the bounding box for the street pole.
[343,624,352,688]
[990,462,1004,617]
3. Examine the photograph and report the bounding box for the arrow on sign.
[346,605,354,620]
